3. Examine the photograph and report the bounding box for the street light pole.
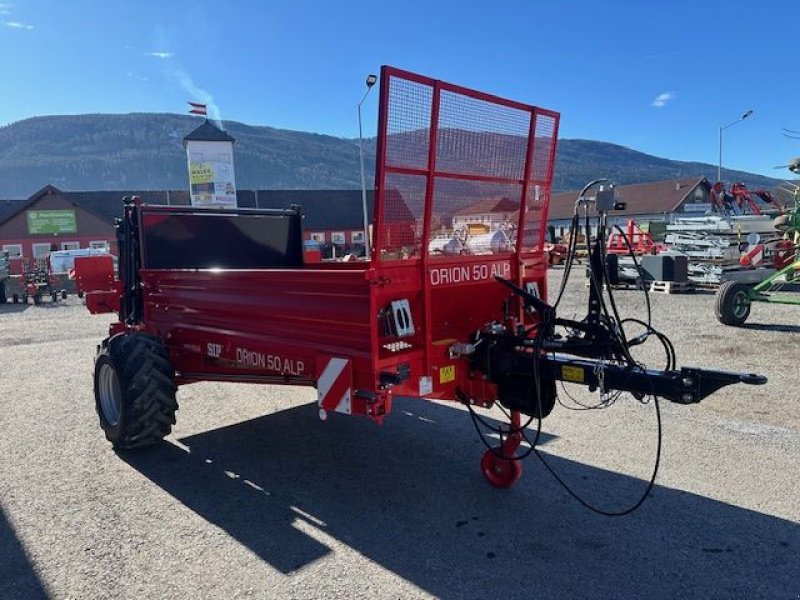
[358,74,378,260]
[718,109,754,183]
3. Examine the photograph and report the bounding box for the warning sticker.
[561,365,584,383]
[439,365,456,384]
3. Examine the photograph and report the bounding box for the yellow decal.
[561,365,584,383]
[439,365,456,384]
[189,162,214,184]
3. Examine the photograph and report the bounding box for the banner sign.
[186,141,237,208]
[27,210,77,234]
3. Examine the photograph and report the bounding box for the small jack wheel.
[480,447,522,488]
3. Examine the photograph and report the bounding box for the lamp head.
[742,110,754,120]
[365,74,378,88]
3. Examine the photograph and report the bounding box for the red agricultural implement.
[86,67,765,504]
[606,219,663,255]
[72,254,115,299]
[711,182,782,216]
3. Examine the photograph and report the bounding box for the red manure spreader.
[86,67,764,502]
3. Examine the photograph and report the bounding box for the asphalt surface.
[1,270,798,599]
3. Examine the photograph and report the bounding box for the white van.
[48,248,113,274]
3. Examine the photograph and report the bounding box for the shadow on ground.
[741,321,800,333]
[122,399,799,599]
[0,302,31,314]
[0,506,47,599]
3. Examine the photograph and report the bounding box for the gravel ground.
[1,269,798,599]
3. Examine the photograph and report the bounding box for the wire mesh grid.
[530,112,557,183]
[377,68,559,261]
[522,185,548,251]
[379,172,427,259]
[429,178,521,254]
[385,76,433,170]
[436,90,531,180]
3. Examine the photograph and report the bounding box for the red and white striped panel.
[316,356,352,415]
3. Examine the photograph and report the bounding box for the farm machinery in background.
[6,259,64,304]
[0,249,116,305]
[715,181,800,325]
[665,182,788,285]
[82,66,764,512]
[0,250,8,303]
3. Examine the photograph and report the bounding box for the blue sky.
[0,0,797,178]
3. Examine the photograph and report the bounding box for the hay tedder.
[715,186,800,325]
[85,67,765,498]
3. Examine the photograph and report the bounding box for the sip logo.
[207,343,222,358]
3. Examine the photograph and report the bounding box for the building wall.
[0,190,116,274]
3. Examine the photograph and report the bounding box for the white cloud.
[0,3,12,14]
[651,91,676,108]
[3,20,33,29]
[146,51,174,59]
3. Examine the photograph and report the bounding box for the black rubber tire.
[51,291,58,303]
[78,290,84,299]
[0,282,6,304]
[22,294,28,304]
[33,293,41,305]
[715,281,752,326]
[12,293,19,304]
[61,290,67,300]
[94,333,178,449]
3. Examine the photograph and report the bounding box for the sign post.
[183,110,237,209]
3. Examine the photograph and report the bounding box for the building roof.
[183,119,236,143]
[0,185,374,231]
[0,185,75,227]
[252,190,375,229]
[454,196,520,216]
[0,198,25,222]
[547,177,710,221]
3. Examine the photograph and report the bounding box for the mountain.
[0,113,783,198]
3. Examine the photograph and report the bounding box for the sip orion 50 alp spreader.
[86,67,765,509]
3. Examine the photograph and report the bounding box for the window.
[331,231,345,245]
[2,244,22,259]
[351,230,365,244]
[61,241,80,251]
[90,241,109,251]
[310,232,326,243]
[32,243,52,259]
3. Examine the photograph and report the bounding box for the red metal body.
[93,66,559,425]
[712,182,782,216]
[606,219,662,255]
[72,255,115,295]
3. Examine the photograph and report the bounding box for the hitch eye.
[390,299,415,337]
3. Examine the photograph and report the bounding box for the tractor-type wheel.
[480,447,522,488]
[715,281,752,326]
[94,333,178,449]
[61,289,67,300]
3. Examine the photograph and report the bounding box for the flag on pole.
[188,101,207,116]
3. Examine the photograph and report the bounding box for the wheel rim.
[732,291,749,319]
[98,362,122,426]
